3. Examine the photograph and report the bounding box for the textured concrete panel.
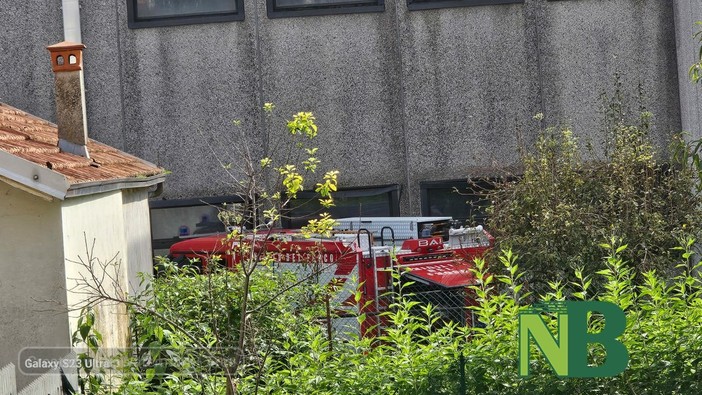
[0,1,62,120]
[539,0,681,153]
[399,2,540,212]
[79,0,128,150]
[673,0,702,139]
[116,0,260,200]
[256,0,406,197]
[0,0,688,216]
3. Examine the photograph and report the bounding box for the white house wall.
[0,181,69,390]
[121,188,154,294]
[60,190,130,352]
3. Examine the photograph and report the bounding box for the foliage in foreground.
[247,240,702,395]
[459,239,702,395]
[69,106,340,395]
[79,238,702,395]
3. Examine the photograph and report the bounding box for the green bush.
[247,242,702,394]
[243,279,463,395]
[80,241,702,394]
[74,101,702,394]
[487,108,702,294]
[118,262,326,394]
[460,239,702,394]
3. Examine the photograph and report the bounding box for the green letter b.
[567,301,628,377]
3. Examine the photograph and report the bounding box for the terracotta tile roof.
[0,102,163,185]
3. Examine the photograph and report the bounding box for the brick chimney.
[47,41,89,158]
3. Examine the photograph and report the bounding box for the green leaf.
[154,326,164,342]
[79,324,91,342]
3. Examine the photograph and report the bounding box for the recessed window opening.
[407,0,523,11]
[283,184,401,228]
[127,0,244,28]
[149,195,245,256]
[420,179,497,226]
[267,0,384,18]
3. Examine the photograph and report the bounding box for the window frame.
[149,195,245,255]
[267,0,384,19]
[420,178,495,225]
[282,184,401,228]
[127,0,244,29]
[407,0,523,11]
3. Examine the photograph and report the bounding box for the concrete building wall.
[0,0,690,214]
[397,2,540,212]
[674,0,702,139]
[257,0,407,196]
[61,190,130,352]
[0,2,63,122]
[0,182,69,390]
[538,0,681,150]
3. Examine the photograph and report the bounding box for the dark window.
[420,179,494,226]
[267,0,384,18]
[283,184,401,228]
[127,0,243,28]
[149,195,245,256]
[407,0,523,11]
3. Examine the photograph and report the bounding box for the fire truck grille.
[402,284,474,326]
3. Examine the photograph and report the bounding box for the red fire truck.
[167,217,493,337]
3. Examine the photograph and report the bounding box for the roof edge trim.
[0,150,69,199]
[65,174,166,198]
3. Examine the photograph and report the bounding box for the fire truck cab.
[167,217,493,337]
